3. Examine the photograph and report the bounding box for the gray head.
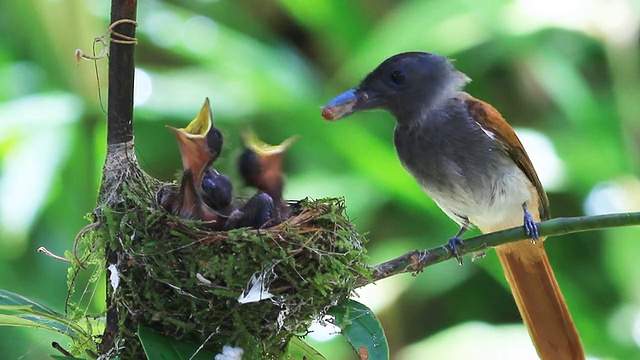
[322,52,470,123]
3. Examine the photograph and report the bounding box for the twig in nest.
[73,222,100,269]
[37,247,70,263]
[51,342,74,357]
[196,273,212,286]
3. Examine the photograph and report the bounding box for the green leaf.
[0,313,73,335]
[0,313,77,337]
[137,325,219,360]
[50,356,85,359]
[0,288,65,317]
[0,289,82,339]
[285,336,326,360]
[329,300,389,360]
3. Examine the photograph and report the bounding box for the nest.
[89,161,371,359]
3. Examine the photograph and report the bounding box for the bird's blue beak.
[322,88,379,121]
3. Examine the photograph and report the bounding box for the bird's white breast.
[418,162,538,234]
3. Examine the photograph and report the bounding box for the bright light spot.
[181,16,218,54]
[515,128,566,191]
[632,311,640,347]
[505,0,640,46]
[506,0,594,33]
[307,315,340,342]
[0,130,70,247]
[134,68,152,107]
[607,305,638,346]
[144,10,183,48]
[584,181,626,215]
[0,94,79,255]
[352,277,408,313]
[592,0,640,45]
[397,322,537,360]
[584,178,640,215]
[0,93,80,131]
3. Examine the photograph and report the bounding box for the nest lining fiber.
[93,165,371,359]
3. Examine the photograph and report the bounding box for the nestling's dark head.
[238,148,285,200]
[238,148,260,187]
[322,52,470,123]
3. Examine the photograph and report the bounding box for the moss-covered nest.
[89,164,371,359]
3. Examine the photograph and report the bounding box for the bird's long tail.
[495,240,584,359]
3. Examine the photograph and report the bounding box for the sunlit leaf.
[0,289,82,339]
[0,289,64,316]
[0,314,75,337]
[285,336,326,360]
[329,300,389,360]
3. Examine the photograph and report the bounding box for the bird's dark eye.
[389,70,406,86]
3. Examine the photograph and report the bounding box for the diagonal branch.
[357,211,640,287]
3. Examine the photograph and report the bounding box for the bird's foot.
[447,236,465,265]
[523,207,539,243]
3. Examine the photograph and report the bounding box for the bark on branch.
[98,0,138,355]
[106,0,137,147]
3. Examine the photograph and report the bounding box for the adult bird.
[322,52,583,359]
[225,130,297,229]
[164,98,229,227]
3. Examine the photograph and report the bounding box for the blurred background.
[1,0,639,358]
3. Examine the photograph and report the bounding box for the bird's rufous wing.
[463,94,549,220]
[462,94,583,359]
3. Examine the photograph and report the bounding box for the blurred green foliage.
[0,0,639,359]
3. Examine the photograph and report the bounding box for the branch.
[357,212,640,287]
[97,0,138,355]
[97,1,139,207]
[106,0,137,147]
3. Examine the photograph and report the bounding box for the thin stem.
[357,212,640,286]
